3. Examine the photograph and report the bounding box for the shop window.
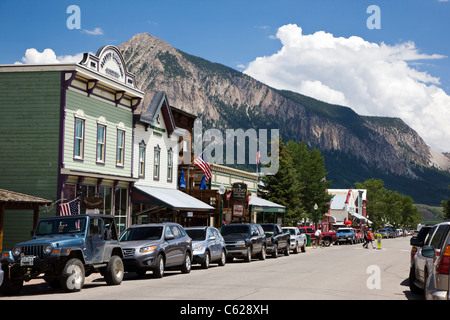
[115,188,128,234]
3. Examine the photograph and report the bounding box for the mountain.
[118,33,450,205]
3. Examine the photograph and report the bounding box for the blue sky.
[1,0,450,152]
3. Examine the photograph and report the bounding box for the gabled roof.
[134,91,177,134]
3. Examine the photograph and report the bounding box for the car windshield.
[36,217,87,235]
[283,228,296,235]
[337,229,351,233]
[261,225,275,234]
[120,226,163,241]
[221,225,250,236]
[186,229,206,241]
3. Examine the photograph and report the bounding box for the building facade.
[0,45,144,247]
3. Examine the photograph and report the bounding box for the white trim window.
[153,145,160,180]
[138,141,146,178]
[167,148,173,182]
[116,129,125,167]
[96,124,106,164]
[74,117,85,160]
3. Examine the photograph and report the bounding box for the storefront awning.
[249,196,286,213]
[349,212,369,223]
[133,186,214,212]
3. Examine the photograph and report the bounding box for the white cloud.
[244,24,450,152]
[82,27,104,35]
[15,48,85,65]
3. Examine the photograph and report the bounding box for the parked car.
[298,226,316,242]
[282,227,306,253]
[261,224,290,258]
[409,225,433,264]
[221,223,266,262]
[377,229,389,239]
[409,221,450,295]
[0,214,124,295]
[336,227,357,244]
[119,222,192,278]
[0,268,3,287]
[185,226,226,268]
[423,224,450,300]
[298,226,336,246]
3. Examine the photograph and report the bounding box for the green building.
[0,46,144,251]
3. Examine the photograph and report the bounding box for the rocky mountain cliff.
[118,33,450,205]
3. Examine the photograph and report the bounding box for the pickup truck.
[261,224,290,258]
[298,226,337,246]
[282,227,307,253]
[336,227,357,244]
[221,223,267,262]
[0,214,124,295]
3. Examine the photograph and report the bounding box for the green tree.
[354,178,422,229]
[442,185,450,220]
[258,138,303,224]
[286,141,332,225]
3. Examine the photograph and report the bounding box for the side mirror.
[165,234,175,241]
[410,236,423,247]
[422,245,435,259]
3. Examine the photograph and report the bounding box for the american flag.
[59,198,80,216]
[194,152,212,180]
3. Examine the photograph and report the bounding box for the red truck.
[298,226,337,246]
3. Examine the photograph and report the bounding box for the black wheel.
[272,244,278,258]
[301,242,306,253]
[0,266,24,296]
[218,249,226,266]
[408,265,424,294]
[293,242,299,254]
[181,252,192,273]
[244,247,252,262]
[60,258,85,292]
[284,245,290,256]
[153,254,165,278]
[105,256,124,286]
[201,250,210,269]
[258,245,266,260]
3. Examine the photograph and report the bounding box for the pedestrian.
[363,228,374,249]
[314,227,322,247]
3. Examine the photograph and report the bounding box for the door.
[87,218,105,264]
[250,225,262,253]
[163,226,178,267]
[208,228,220,260]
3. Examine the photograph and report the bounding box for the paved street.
[0,236,422,301]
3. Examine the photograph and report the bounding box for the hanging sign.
[231,183,247,201]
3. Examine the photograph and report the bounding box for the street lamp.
[218,184,225,229]
[314,203,318,229]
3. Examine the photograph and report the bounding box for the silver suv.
[421,221,450,300]
[119,223,192,278]
[409,221,450,296]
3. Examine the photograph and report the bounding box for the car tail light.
[411,247,417,260]
[436,245,450,275]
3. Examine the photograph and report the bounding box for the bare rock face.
[119,32,450,176]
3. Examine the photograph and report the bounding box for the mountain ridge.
[118,32,450,205]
